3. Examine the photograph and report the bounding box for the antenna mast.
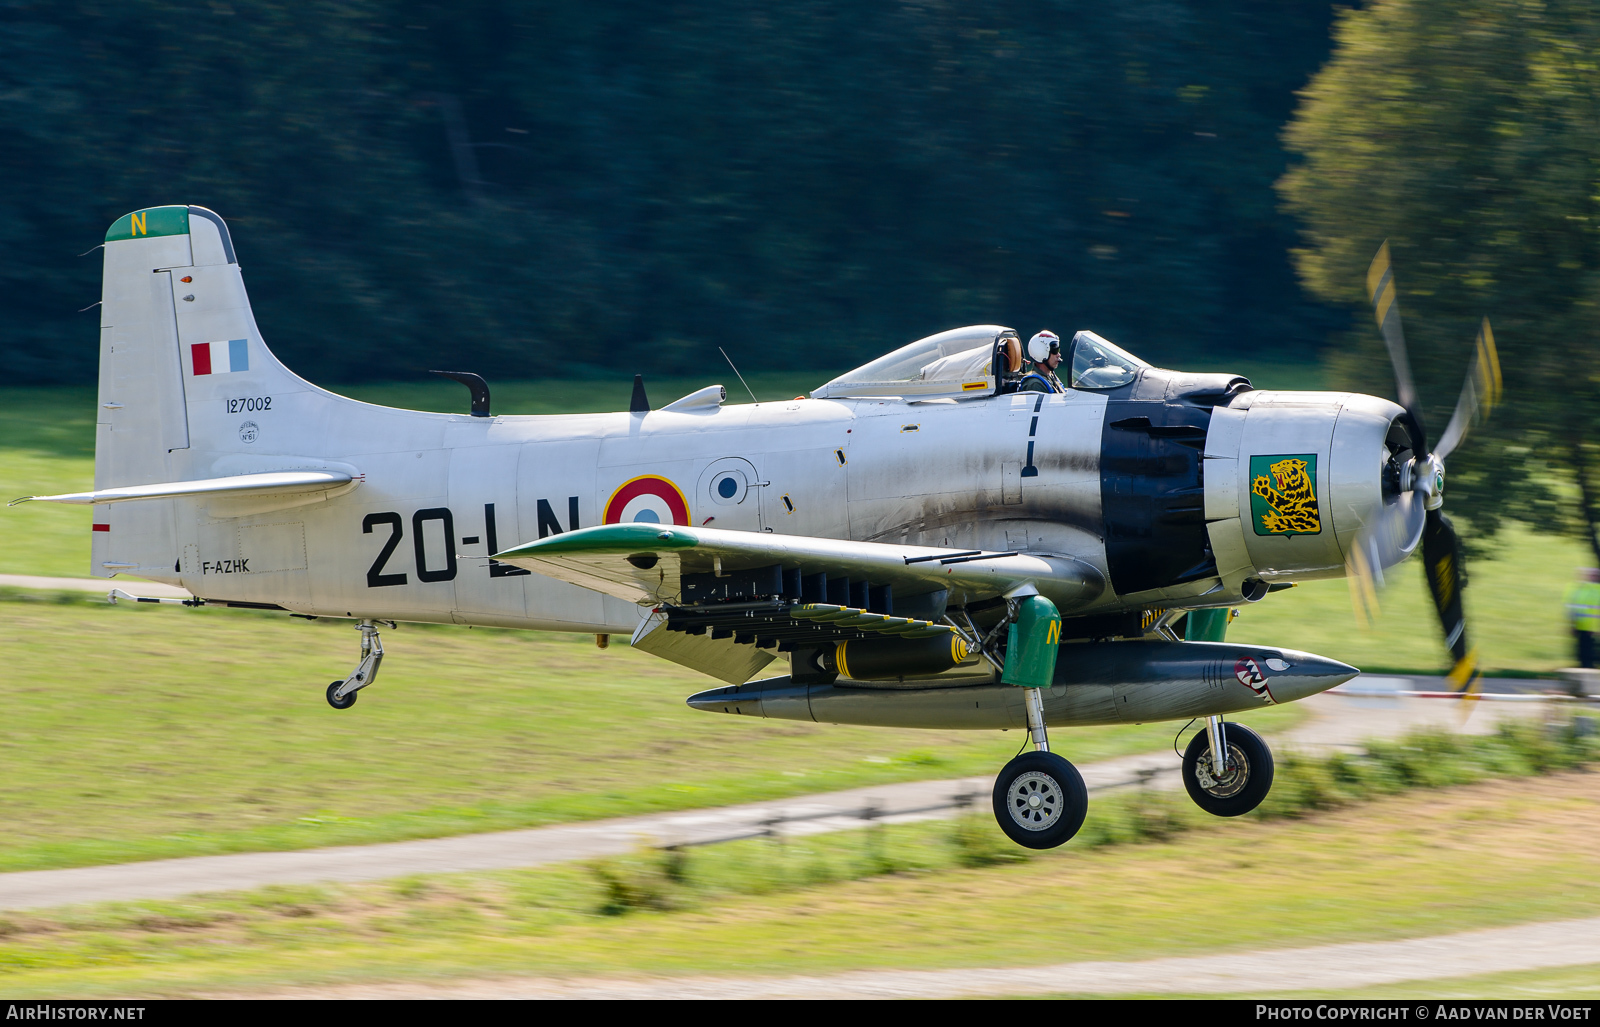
[719,347,759,404]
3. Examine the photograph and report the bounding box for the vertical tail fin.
[92,205,307,578]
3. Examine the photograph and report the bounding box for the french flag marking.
[191,339,249,376]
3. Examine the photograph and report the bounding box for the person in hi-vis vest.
[1564,568,1600,669]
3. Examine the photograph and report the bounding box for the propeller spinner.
[1351,242,1502,693]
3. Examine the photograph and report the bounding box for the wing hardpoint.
[495,524,1103,682]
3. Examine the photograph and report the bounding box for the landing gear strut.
[988,593,1087,847]
[326,619,386,710]
[1177,609,1274,816]
[991,686,1088,849]
[1182,718,1274,816]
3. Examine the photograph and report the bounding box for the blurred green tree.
[1280,0,1600,563]
[0,1,1342,387]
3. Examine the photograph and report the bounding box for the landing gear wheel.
[1183,722,1273,817]
[991,751,1088,850]
[326,681,357,710]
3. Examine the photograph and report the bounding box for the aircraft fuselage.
[104,385,1114,633]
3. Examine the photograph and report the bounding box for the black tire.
[326,680,357,710]
[991,751,1088,850]
[1182,722,1273,817]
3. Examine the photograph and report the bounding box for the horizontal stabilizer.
[10,470,355,506]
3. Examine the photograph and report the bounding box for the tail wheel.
[1183,722,1273,817]
[991,751,1088,849]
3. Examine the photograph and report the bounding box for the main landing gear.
[992,686,1088,849]
[1175,609,1275,817]
[973,593,1088,849]
[326,619,387,710]
[1181,716,1274,817]
[981,603,1276,846]
[990,709,1277,846]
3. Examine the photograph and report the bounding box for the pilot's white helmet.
[1027,330,1061,363]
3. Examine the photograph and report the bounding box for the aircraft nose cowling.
[1249,647,1359,704]
[1205,391,1409,596]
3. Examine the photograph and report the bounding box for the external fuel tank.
[685,639,1357,729]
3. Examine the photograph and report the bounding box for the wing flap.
[630,608,775,684]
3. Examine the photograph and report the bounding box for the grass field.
[3,371,1594,999]
[0,368,1587,879]
[0,369,1584,879]
[0,593,1305,872]
[0,770,1595,997]
[0,373,1339,876]
[1229,523,1588,674]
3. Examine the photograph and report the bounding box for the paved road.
[0,689,1553,912]
[254,914,1600,998]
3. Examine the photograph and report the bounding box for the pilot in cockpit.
[1018,330,1066,393]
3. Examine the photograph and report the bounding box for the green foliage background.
[1279,0,1600,557]
[0,1,1344,386]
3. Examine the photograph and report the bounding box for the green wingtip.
[494,522,701,559]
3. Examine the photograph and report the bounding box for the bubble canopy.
[811,325,1012,399]
[811,325,1148,399]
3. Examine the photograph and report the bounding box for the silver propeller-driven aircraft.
[13,207,1498,848]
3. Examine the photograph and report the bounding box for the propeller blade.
[1432,317,1503,462]
[1445,646,1483,699]
[1421,508,1470,664]
[1346,538,1381,628]
[1366,242,1428,452]
[1358,248,1491,691]
[1343,477,1481,693]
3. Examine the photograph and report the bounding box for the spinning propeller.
[1348,242,1502,693]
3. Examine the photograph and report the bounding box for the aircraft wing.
[493,523,1104,613]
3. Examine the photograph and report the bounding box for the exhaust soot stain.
[861,492,1103,545]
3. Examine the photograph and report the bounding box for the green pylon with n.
[1184,607,1233,642]
[1002,594,1061,688]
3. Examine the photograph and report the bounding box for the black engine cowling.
[1099,371,1250,596]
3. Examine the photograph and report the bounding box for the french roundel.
[603,475,692,526]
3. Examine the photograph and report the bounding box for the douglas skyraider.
[14,207,1499,847]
